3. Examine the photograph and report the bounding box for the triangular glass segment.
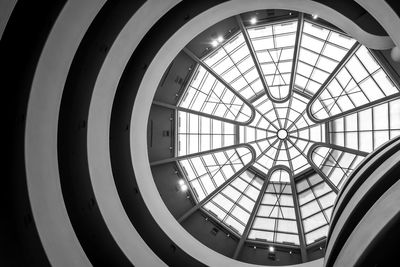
[285,138,311,175]
[251,138,280,176]
[327,98,400,153]
[203,170,263,235]
[203,32,264,100]
[248,169,300,245]
[179,146,253,201]
[178,65,252,123]
[247,20,298,100]
[309,145,365,189]
[310,45,400,121]
[294,21,356,96]
[296,173,337,245]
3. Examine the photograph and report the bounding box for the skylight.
[176,16,400,249]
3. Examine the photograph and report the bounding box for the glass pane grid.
[328,98,400,153]
[311,46,400,120]
[296,173,336,245]
[179,146,252,202]
[203,171,262,235]
[173,16,400,249]
[248,169,300,245]
[247,20,298,100]
[178,65,252,123]
[295,21,356,96]
[203,32,264,100]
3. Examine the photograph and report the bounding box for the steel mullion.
[236,15,291,103]
[290,139,339,193]
[305,178,330,223]
[232,171,270,259]
[183,47,256,122]
[178,159,254,223]
[306,42,360,123]
[303,31,331,92]
[152,100,249,126]
[289,164,308,262]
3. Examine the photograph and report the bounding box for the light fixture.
[250,17,257,25]
[178,179,188,191]
[312,14,318,19]
[217,36,224,43]
[181,184,188,191]
[269,246,275,253]
[211,40,218,47]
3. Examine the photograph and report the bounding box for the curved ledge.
[329,136,400,236]
[332,179,400,266]
[24,1,105,265]
[356,0,400,50]
[324,148,400,266]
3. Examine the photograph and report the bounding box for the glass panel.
[202,171,262,236]
[296,174,336,245]
[295,21,356,96]
[311,146,364,189]
[328,98,400,153]
[311,45,400,120]
[179,146,253,201]
[248,175,300,245]
[203,32,263,100]
[247,20,298,100]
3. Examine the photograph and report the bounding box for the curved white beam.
[87,0,180,266]
[325,150,400,266]
[356,0,400,59]
[25,0,105,266]
[334,178,400,266]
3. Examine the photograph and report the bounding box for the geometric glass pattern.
[203,170,263,235]
[310,45,400,120]
[179,146,253,201]
[203,32,264,100]
[309,145,365,189]
[247,20,298,100]
[295,21,357,96]
[179,65,253,123]
[248,169,300,245]
[328,98,400,152]
[296,173,336,245]
[175,16,400,249]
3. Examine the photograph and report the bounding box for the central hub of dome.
[277,129,288,140]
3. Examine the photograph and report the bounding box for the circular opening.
[277,129,288,140]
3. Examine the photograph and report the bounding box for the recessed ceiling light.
[312,14,318,19]
[269,246,275,253]
[211,40,218,47]
[181,184,188,191]
[250,17,257,25]
[178,179,185,186]
[217,36,224,43]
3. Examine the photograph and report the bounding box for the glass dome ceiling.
[175,15,400,250]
